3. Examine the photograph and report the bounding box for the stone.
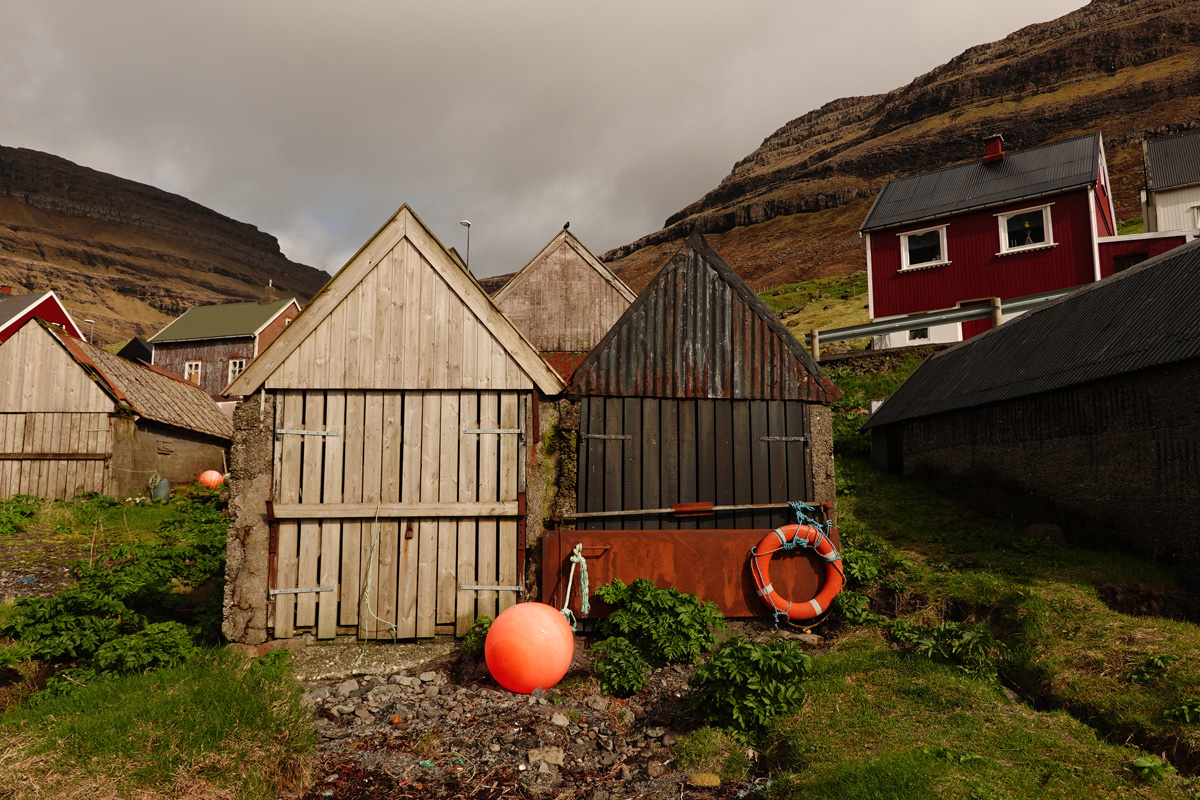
[644,726,665,738]
[354,707,374,722]
[528,746,566,767]
[550,712,570,727]
[585,695,608,711]
[688,773,721,787]
[490,743,501,752]
[646,762,667,778]
[419,671,437,683]
[333,704,355,715]
[538,761,552,775]
[424,685,440,698]
[794,633,824,647]
[661,732,677,746]
[388,673,408,685]
[591,791,610,800]
[309,687,332,701]
[334,679,359,698]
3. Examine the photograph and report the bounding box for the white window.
[184,361,202,384]
[997,205,1054,254]
[899,225,949,270]
[228,358,247,384]
[908,328,930,341]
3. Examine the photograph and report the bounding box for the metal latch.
[460,584,524,592]
[275,429,339,437]
[759,436,808,443]
[582,433,632,440]
[269,586,335,597]
[463,428,524,435]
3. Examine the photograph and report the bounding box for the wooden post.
[990,297,1003,328]
[810,329,821,360]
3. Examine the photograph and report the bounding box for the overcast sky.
[1,0,1085,278]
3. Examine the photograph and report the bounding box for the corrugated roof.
[0,291,50,326]
[864,237,1200,429]
[570,231,841,402]
[55,329,232,440]
[1144,129,1200,192]
[860,133,1102,232]
[149,297,296,343]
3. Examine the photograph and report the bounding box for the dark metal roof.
[860,133,1103,232]
[570,231,840,403]
[864,237,1200,429]
[0,291,51,327]
[1144,129,1200,192]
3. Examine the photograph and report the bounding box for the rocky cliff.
[605,0,1200,291]
[0,146,329,343]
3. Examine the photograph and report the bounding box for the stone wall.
[222,392,276,645]
[888,359,1200,581]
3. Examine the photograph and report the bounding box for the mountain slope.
[0,146,328,343]
[605,0,1200,292]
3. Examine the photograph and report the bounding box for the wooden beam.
[270,501,519,520]
[0,452,111,460]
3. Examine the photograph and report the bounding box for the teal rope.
[560,543,589,631]
[749,502,844,627]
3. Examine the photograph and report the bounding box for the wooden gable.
[494,229,636,353]
[571,232,840,403]
[0,321,113,414]
[226,206,563,395]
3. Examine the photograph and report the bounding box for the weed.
[887,619,1004,682]
[689,636,811,735]
[1165,700,1200,724]
[834,589,876,626]
[462,615,491,658]
[0,495,41,536]
[590,636,650,698]
[672,726,751,782]
[594,578,726,666]
[1128,654,1178,684]
[1129,754,1177,782]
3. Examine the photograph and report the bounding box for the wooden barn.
[0,319,231,500]
[543,232,842,617]
[863,238,1200,582]
[222,206,564,645]
[493,228,636,379]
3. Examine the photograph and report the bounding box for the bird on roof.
[563,221,569,230]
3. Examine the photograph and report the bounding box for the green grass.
[1118,216,1145,236]
[0,649,313,800]
[811,457,1200,789]
[766,634,1186,799]
[824,353,926,455]
[759,272,871,348]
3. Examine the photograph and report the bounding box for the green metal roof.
[149,298,297,343]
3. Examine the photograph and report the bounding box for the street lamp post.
[84,319,95,343]
[460,220,472,272]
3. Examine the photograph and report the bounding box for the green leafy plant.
[842,547,884,585]
[1165,699,1200,724]
[887,620,1003,681]
[1128,654,1177,684]
[594,578,725,666]
[0,494,41,536]
[835,589,877,626]
[94,621,199,674]
[591,636,651,698]
[1128,754,1177,782]
[689,635,811,734]
[462,615,492,658]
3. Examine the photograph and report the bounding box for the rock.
[688,772,721,787]
[591,791,610,800]
[354,707,374,722]
[309,687,331,701]
[661,732,677,746]
[388,673,408,685]
[794,633,824,647]
[585,695,608,711]
[334,679,359,698]
[620,766,634,781]
[490,743,501,752]
[333,704,355,715]
[419,671,437,683]
[424,685,440,698]
[366,686,401,705]
[646,761,668,778]
[528,746,566,767]
[645,726,665,738]
[550,712,570,727]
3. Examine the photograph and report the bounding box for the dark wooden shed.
[543,233,841,618]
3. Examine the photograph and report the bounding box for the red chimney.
[983,135,1006,164]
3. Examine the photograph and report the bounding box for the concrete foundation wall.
[222,393,276,645]
[109,417,227,499]
[890,359,1200,581]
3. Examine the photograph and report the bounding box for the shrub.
[0,494,41,536]
[462,616,492,658]
[594,578,726,666]
[591,636,651,697]
[689,636,811,734]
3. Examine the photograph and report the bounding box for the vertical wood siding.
[153,338,257,397]
[577,397,812,530]
[267,240,533,392]
[270,389,525,639]
[869,190,1098,319]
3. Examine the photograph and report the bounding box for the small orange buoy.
[484,602,574,694]
[198,470,224,489]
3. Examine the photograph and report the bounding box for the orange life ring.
[749,523,844,620]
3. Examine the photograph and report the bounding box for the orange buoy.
[484,602,574,694]
[750,523,844,621]
[198,470,224,489]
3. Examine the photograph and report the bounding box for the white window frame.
[997,204,1055,255]
[184,361,202,383]
[908,328,930,341]
[898,225,950,271]
[228,358,247,384]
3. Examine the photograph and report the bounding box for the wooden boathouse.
[543,232,842,617]
[222,206,564,644]
[493,228,636,380]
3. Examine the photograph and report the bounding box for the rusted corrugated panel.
[1145,129,1200,191]
[866,238,1200,429]
[541,528,839,619]
[571,232,839,403]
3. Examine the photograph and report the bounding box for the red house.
[0,285,84,344]
[860,134,1117,347]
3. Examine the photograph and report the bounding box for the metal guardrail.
[804,287,1071,348]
